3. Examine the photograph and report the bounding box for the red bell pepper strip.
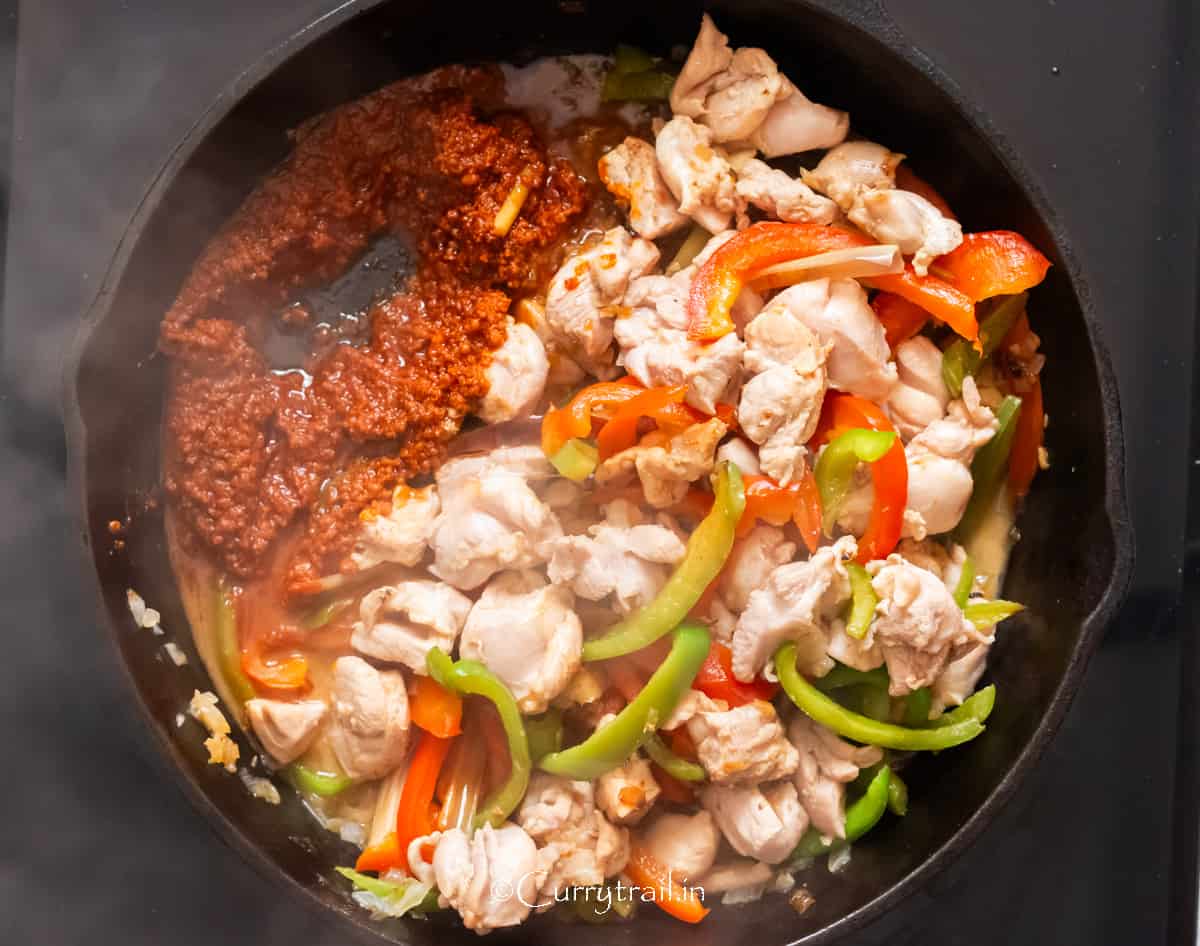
[793,466,823,554]
[393,731,453,873]
[355,832,404,874]
[409,675,463,739]
[870,291,929,350]
[540,379,644,458]
[737,474,802,537]
[651,762,697,804]
[812,393,908,563]
[932,231,1051,301]
[693,641,778,705]
[241,644,308,693]
[687,222,978,342]
[596,384,689,460]
[625,842,710,923]
[895,164,957,220]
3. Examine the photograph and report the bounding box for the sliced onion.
[748,244,903,291]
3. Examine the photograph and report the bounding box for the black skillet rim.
[60,0,1135,943]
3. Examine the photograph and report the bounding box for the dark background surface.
[2,1,1196,944]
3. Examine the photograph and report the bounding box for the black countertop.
[2,1,1196,943]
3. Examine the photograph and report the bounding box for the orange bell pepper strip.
[895,164,957,220]
[409,675,463,739]
[871,291,929,350]
[812,393,908,563]
[625,841,711,923]
[393,731,453,873]
[737,474,803,537]
[540,379,645,457]
[931,231,1051,302]
[596,384,689,460]
[693,641,778,705]
[793,466,823,554]
[354,831,404,873]
[687,222,977,343]
[241,644,308,693]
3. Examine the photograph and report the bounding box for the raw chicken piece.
[765,278,896,401]
[430,448,562,590]
[245,698,326,765]
[789,714,882,838]
[459,571,582,713]
[739,298,832,483]
[433,824,545,933]
[328,656,409,780]
[719,525,797,613]
[595,417,728,508]
[847,188,963,276]
[730,536,858,682]
[715,437,761,476]
[348,484,439,572]
[735,158,838,224]
[598,137,688,239]
[670,15,786,142]
[546,498,686,615]
[478,318,548,424]
[869,556,991,695]
[686,700,800,784]
[639,810,721,881]
[516,773,629,899]
[655,116,740,233]
[749,77,850,157]
[596,753,661,825]
[702,780,808,864]
[617,271,745,414]
[544,227,660,376]
[904,377,998,535]
[802,140,903,213]
[887,336,950,441]
[353,580,473,674]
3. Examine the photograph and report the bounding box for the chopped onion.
[748,244,903,291]
[826,843,853,874]
[493,167,537,237]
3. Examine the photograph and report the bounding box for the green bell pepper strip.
[952,555,977,609]
[286,762,353,797]
[427,648,531,829]
[793,765,893,858]
[886,769,909,816]
[642,732,706,782]
[549,438,598,482]
[776,644,991,750]
[815,664,890,693]
[903,687,932,727]
[930,684,996,729]
[525,709,564,763]
[335,867,440,915]
[963,599,1025,629]
[845,562,878,640]
[214,579,256,706]
[582,463,744,661]
[299,596,351,631]
[541,624,711,780]
[611,44,657,74]
[814,429,898,536]
[957,395,1022,539]
[941,293,1028,398]
[855,684,892,722]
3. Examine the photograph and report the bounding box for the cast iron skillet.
[63,0,1134,942]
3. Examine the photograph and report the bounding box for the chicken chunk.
[459,571,582,713]
[353,580,473,674]
[697,859,774,894]
[719,525,797,613]
[895,537,969,594]
[348,484,439,572]
[595,417,728,508]
[730,535,858,682]
[931,641,990,713]
[735,158,838,224]
[617,271,745,413]
[749,77,850,157]
[245,698,327,765]
[546,498,686,615]
[904,377,998,535]
[655,116,740,233]
[847,188,963,276]
[686,700,800,784]
[802,140,903,212]
[765,278,896,401]
[328,656,409,780]
[789,714,882,838]
[639,810,721,881]
[433,823,545,933]
[478,318,549,424]
[869,556,991,695]
[887,336,950,440]
[598,137,688,239]
[544,227,660,376]
[739,299,832,483]
[596,753,661,825]
[702,780,808,864]
[430,449,562,590]
[516,773,629,898]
